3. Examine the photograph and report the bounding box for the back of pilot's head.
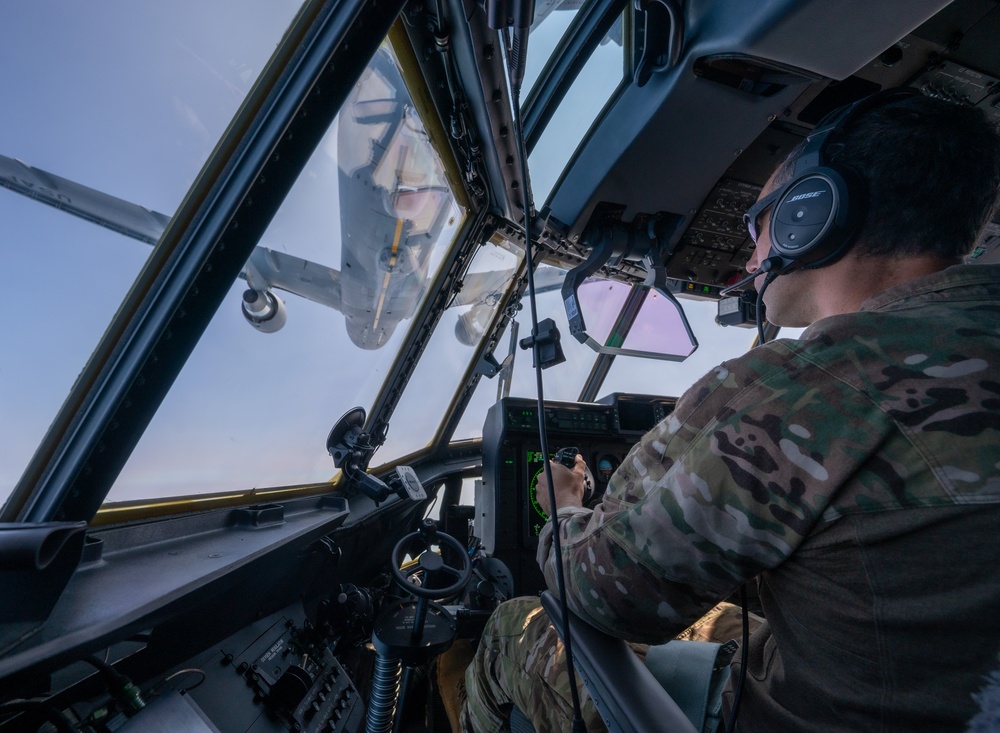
[776,92,1000,261]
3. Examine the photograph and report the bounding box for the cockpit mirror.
[567,270,699,361]
[560,221,699,362]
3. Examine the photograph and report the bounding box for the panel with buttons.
[668,179,761,290]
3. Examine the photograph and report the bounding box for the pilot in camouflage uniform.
[461,92,1000,733]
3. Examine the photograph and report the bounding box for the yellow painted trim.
[93,480,342,526]
[373,217,406,332]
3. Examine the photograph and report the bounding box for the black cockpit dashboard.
[1,394,664,733]
[480,394,676,594]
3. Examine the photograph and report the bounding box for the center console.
[478,394,675,594]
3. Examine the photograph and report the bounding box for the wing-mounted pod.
[454,303,494,346]
[241,288,287,333]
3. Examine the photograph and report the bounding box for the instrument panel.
[479,394,676,594]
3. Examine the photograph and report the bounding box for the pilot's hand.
[535,453,587,516]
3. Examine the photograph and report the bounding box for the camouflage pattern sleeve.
[536,339,895,644]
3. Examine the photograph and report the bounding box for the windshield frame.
[521,0,630,153]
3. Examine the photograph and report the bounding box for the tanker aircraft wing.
[0,152,342,335]
[0,46,476,348]
[0,155,170,245]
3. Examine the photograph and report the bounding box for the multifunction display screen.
[481,395,675,594]
[526,449,551,536]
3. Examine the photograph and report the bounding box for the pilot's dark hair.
[774,92,1000,260]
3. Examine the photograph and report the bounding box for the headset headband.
[793,87,921,178]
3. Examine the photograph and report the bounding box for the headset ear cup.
[768,164,865,268]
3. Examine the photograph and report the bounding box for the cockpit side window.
[0,1,305,515]
[98,40,467,508]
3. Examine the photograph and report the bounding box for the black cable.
[83,655,146,716]
[0,699,78,733]
[725,586,751,733]
[755,286,767,345]
[423,492,439,520]
[755,272,778,345]
[508,31,587,733]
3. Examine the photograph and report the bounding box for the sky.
[0,0,310,505]
[0,2,757,512]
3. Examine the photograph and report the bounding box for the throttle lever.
[553,446,580,468]
[552,447,595,503]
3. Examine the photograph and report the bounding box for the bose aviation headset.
[724,88,922,342]
[762,87,921,271]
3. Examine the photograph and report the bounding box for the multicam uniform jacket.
[536,264,1000,732]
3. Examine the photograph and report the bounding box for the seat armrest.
[540,591,697,733]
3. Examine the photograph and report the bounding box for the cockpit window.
[100,42,466,505]
[524,2,626,203]
[452,264,603,441]
[453,287,761,443]
[376,235,524,463]
[598,299,758,398]
[0,1,305,512]
[521,3,581,95]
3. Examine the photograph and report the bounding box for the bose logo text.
[788,191,825,202]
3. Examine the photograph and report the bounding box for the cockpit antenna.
[492,5,588,730]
